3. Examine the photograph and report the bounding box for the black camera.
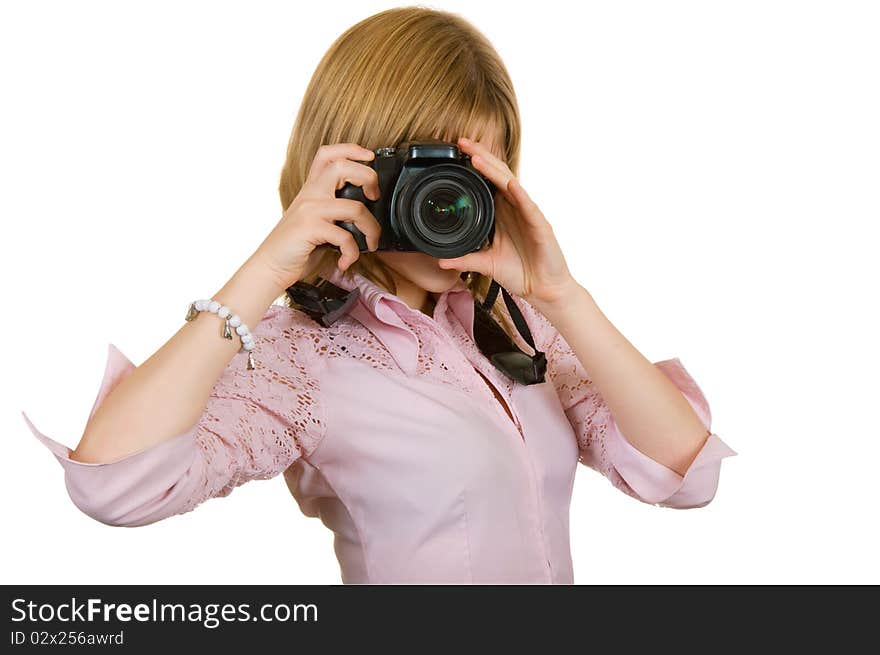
[334,141,496,258]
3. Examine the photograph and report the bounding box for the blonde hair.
[278,6,523,340]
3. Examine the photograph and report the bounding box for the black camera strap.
[476,278,547,385]
[287,278,361,326]
[480,279,536,348]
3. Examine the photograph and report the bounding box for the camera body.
[334,141,496,258]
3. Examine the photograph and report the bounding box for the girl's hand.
[437,137,581,309]
[253,143,383,290]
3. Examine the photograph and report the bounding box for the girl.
[22,6,736,584]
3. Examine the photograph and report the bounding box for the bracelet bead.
[185,298,256,370]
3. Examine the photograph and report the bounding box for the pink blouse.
[21,268,737,584]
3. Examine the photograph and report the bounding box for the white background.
[2,0,878,584]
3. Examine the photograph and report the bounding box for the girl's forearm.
[70,254,286,464]
[532,280,710,477]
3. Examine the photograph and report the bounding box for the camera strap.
[287,278,362,326]
[477,278,547,385]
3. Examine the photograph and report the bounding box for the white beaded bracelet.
[185,298,256,370]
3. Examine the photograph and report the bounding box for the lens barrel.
[395,164,494,258]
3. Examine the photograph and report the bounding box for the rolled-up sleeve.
[595,358,737,508]
[22,306,326,526]
[511,294,737,509]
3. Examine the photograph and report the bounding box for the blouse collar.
[325,267,476,376]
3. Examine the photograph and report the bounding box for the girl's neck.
[385,268,436,317]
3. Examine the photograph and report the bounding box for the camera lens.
[396,165,494,258]
[419,184,474,233]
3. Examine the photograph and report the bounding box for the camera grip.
[334,220,369,252]
[334,182,369,252]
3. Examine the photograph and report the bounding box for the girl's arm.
[70,255,285,465]
[22,298,327,527]
[532,280,713,478]
[512,292,736,509]
[22,142,382,525]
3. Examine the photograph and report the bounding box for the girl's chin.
[377,252,462,287]
[413,270,463,294]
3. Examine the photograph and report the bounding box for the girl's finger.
[459,137,512,177]
[300,197,382,251]
[469,153,516,204]
[473,159,542,230]
[311,158,381,201]
[457,138,520,206]
[499,177,546,231]
[308,222,363,271]
[308,143,375,180]
[437,249,494,278]
[508,178,540,215]
[473,154,515,190]
[458,137,547,230]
